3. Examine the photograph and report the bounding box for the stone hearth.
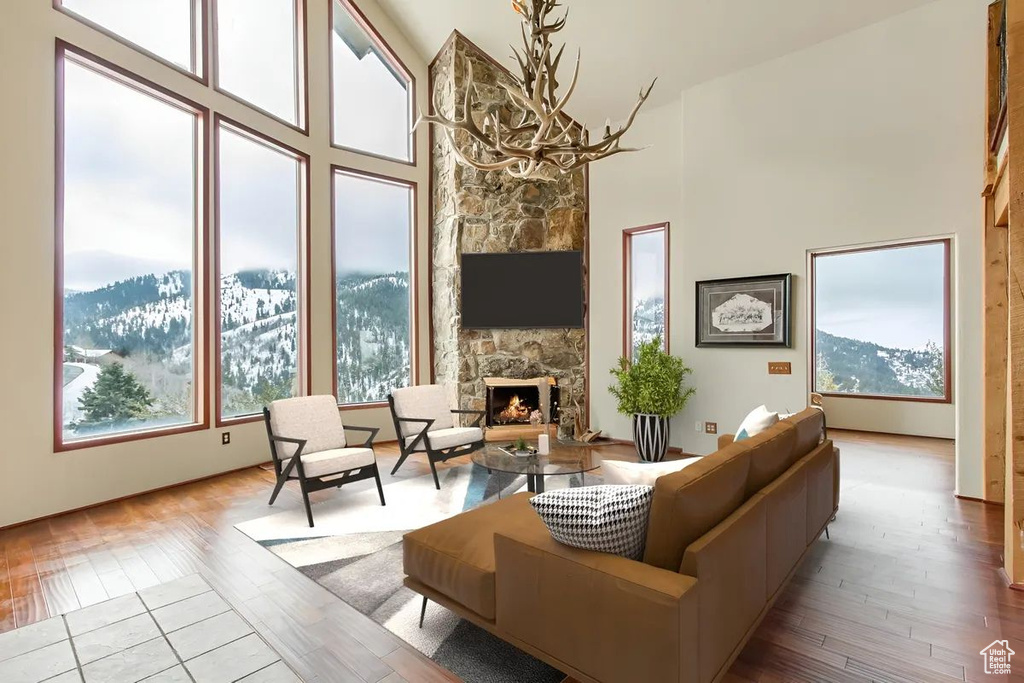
[430,33,588,440]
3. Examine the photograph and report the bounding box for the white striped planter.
[633,414,670,462]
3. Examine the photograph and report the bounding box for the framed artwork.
[696,274,792,348]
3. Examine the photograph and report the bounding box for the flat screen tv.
[461,251,585,329]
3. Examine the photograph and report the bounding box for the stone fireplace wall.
[430,34,588,439]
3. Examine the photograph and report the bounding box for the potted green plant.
[609,337,696,462]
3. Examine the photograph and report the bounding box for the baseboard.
[827,426,954,442]
[955,494,1004,506]
[998,567,1024,592]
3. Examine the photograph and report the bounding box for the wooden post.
[1004,0,1024,586]
[987,2,1010,504]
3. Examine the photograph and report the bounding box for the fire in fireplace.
[488,386,540,427]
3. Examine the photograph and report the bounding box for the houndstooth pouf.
[529,485,654,560]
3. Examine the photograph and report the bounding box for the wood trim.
[53,0,209,86]
[955,494,1004,506]
[212,114,311,427]
[330,165,419,407]
[329,0,417,166]
[338,401,389,412]
[54,41,212,453]
[584,166,591,428]
[809,238,953,405]
[209,0,310,136]
[621,223,670,359]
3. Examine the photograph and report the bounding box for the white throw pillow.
[734,405,779,442]
[530,485,654,560]
[602,458,702,487]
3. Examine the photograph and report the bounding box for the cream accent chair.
[387,385,485,489]
[263,395,385,527]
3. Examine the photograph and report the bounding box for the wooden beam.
[986,195,1008,503]
[1004,0,1024,584]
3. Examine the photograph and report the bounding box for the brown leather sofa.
[402,409,839,683]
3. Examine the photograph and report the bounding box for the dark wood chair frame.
[387,395,486,490]
[263,408,386,528]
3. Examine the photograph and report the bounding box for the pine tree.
[78,363,154,426]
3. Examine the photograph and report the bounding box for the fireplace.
[484,378,561,429]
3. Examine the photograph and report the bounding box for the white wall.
[590,0,986,497]
[0,0,432,527]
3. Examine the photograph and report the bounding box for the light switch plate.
[768,362,792,375]
[705,422,718,435]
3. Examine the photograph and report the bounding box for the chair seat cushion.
[404,492,543,620]
[405,427,483,452]
[289,448,375,479]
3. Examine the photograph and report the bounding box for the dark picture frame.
[696,274,792,348]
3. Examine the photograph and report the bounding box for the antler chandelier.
[417,0,656,179]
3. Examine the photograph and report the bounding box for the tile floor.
[0,574,301,683]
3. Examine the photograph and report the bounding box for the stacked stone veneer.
[430,34,588,439]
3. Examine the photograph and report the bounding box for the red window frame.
[330,166,418,410]
[54,0,208,84]
[54,41,211,452]
[622,223,671,359]
[810,238,953,404]
[329,0,417,165]
[211,0,309,135]
[213,114,312,426]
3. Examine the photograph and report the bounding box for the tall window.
[215,0,305,128]
[216,119,307,422]
[623,224,669,358]
[332,169,414,405]
[331,0,413,161]
[57,0,203,77]
[57,45,204,447]
[812,240,951,402]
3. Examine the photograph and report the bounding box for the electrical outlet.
[705,422,718,435]
[695,421,703,433]
[221,432,231,445]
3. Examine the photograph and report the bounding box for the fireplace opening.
[487,386,541,427]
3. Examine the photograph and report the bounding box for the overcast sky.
[334,173,411,276]
[630,229,666,302]
[815,243,946,350]
[62,0,412,292]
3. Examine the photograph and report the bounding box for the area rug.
[236,464,598,683]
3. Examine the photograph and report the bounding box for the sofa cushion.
[642,443,752,571]
[602,457,702,487]
[391,385,455,437]
[403,492,543,621]
[269,396,346,459]
[785,408,825,460]
[289,448,375,479]
[405,426,483,452]
[743,421,798,497]
[530,485,654,560]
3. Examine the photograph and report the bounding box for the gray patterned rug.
[237,464,596,683]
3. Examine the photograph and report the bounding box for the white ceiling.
[375,0,938,123]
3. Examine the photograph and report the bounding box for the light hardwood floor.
[1,432,1019,682]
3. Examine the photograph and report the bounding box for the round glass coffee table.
[471,442,602,494]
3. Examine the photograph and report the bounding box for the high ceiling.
[375,0,938,123]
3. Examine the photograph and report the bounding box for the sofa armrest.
[718,434,735,449]
[494,525,699,683]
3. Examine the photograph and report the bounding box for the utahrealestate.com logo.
[980,640,1015,675]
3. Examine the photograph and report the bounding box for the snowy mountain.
[62,269,411,425]
[815,329,944,398]
[631,297,665,354]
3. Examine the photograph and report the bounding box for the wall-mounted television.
[460,251,585,329]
